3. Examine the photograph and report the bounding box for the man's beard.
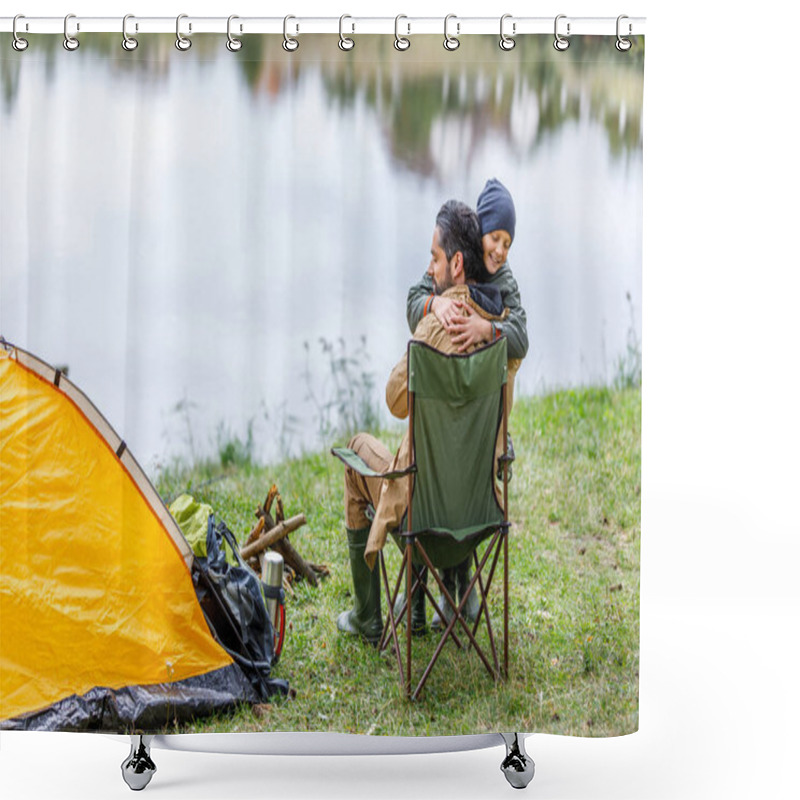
[433,263,453,295]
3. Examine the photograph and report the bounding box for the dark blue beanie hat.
[476,178,516,242]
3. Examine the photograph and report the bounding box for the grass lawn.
[156,385,640,737]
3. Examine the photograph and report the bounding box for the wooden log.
[247,486,279,544]
[240,513,307,561]
[264,485,279,517]
[244,515,267,547]
[274,538,318,588]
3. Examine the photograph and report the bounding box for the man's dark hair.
[435,199,490,284]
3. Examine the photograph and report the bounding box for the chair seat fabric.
[331,447,416,480]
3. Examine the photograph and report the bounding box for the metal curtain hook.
[63,14,79,51]
[227,15,243,51]
[175,14,192,51]
[499,14,515,51]
[394,15,410,51]
[283,15,299,52]
[553,14,570,51]
[339,14,355,51]
[444,14,460,51]
[12,15,29,51]
[122,15,138,51]
[616,15,633,51]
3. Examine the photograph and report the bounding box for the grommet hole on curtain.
[394,15,410,51]
[121,14,138,51]
[443,14,460,51]
[283,15,299,52]
[175,13,192,51]
[499,14,515,51]
[226,14,243,52]
[553,14,570,51]
[616,14,633,51]
[63,13,79,51]
[12,15,29,51]
[339,14,355,51]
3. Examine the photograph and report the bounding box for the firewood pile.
[243,485,329,596]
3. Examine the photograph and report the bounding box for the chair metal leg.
[468,538,503,640]
[500,733,535,789]
[504,529,509,678]
[465,551,500,675]
[121,735,156,791]
[405,542,413,697]
[411,537,501,698]
[379,551,407,651]
[379,550,406,691]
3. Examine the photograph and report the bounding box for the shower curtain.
[0,28,643,738]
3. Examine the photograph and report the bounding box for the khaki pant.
[344,433,394,530]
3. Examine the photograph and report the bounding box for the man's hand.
[447,306,493,352]
[431,296,462,330]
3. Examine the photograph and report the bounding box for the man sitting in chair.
[337,199,517,644]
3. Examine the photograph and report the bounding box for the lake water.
[0,35,643,469]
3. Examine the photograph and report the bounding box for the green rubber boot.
[430,567,457,631]
[337,527,382,645]
[455,558,481,625]
[393,569,428,635]
[431,559,480,630]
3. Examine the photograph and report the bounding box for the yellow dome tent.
[0,341,282,730]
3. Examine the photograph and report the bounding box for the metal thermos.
[261,550,284,628]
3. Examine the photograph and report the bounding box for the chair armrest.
[330,447,416,480]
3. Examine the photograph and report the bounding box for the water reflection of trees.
[314,35,644,176]
[3,32,642,174]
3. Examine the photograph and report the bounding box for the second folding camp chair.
[333,336,512,699]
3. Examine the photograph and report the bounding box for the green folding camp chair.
[333,337,511,699]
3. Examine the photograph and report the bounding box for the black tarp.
[1,665,261,732]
